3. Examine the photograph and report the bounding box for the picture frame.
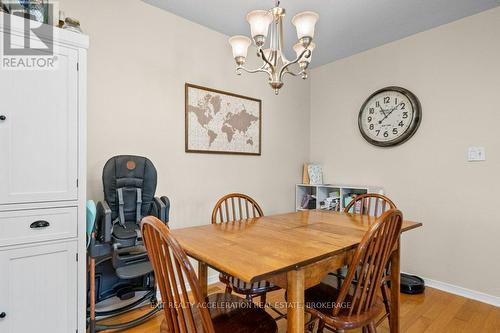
[307,164,323,185]
[185,83,262,156]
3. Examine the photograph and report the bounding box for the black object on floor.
[400,273,425,294]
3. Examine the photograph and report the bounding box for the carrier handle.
[30,220,50,229]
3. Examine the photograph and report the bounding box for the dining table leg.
[198,261,208,299]
[390,240,401,333]
[287,269,305,333]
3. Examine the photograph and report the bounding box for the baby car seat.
[87,155,170,332]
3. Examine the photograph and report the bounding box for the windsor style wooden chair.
[305,209,403,333]
[140,216,277,333]
[211,193,280,306]
[343,193,397,327]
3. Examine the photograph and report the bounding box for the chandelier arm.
[281,68,304,77]
[278,49,311,81]
[258,48,274,70]
[236,65,272,76]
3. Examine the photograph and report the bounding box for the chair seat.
[160,293,277,333]
[113,221,139,240]
[305,282,384,330]
[116,261,152,279]
[221,273,278,295]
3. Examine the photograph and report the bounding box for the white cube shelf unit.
[296,184,384,212]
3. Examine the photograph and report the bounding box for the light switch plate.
[468,147,486,161]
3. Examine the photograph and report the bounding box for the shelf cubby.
[296,184,384,212]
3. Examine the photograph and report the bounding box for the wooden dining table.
[171,210,422,333]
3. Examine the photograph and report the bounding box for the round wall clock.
[358,86,421,147]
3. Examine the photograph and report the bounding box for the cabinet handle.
[0,312,6,318]
[0,115,6,121]
[30,220,50,229]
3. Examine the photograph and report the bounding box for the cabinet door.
[0,241,78,333]
[0,43,79,204]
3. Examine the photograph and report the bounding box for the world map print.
[186,85,261,155]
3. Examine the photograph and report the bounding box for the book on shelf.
[300,194,317,210]
[319,197,340,211]
[343,193,363,213]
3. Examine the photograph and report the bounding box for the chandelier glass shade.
[228,1,319,94]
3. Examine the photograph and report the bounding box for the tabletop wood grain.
[171,210,421,283]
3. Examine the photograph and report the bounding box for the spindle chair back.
[344,193,396,217]
[211,193,264,224]
[333,209,403,318]
[141,216,215,333]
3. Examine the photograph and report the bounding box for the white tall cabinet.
[0,15,88,333]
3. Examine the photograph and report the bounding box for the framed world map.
[185,83,262,155]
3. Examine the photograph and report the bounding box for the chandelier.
[228,1,319,95]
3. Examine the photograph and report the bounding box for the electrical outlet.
[467,147,486,161]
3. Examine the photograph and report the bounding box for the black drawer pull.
[0,115,6,121]
[30,220,50,229]
[0,312,6,318]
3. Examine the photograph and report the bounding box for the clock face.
[358,87,421,147]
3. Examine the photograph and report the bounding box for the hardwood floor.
[97,283,500,332]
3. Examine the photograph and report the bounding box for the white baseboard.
[403,272,500,307]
